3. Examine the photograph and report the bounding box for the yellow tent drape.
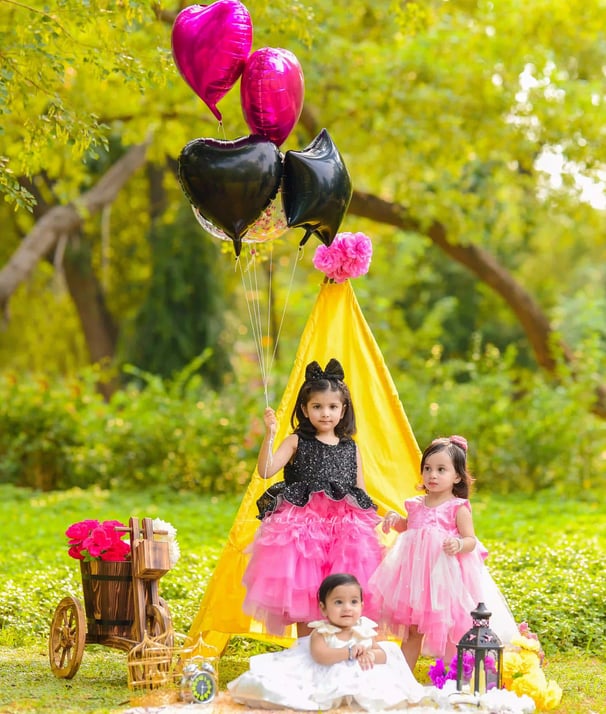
[187,280,421,654]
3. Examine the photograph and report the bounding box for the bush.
[1,338,605,496]
[0,361,261,493]
[394,339,606,494]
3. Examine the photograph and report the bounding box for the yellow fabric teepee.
[187,280,421,654]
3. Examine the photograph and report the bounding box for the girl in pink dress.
[369,435,517,671]
[242,359,383,637]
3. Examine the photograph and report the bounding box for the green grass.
[0,485,604,713]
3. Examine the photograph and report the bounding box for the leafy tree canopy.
[0,0,605,404]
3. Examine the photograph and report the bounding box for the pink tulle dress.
[242,434,383,635]
[369,495,508,659]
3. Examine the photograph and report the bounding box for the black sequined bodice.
[256,433,377,519]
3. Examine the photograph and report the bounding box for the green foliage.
[0,485,242,646]
[0,0,169,208]
[0,487,604,713]
[392,337,606,494]
[494,541,606,654]
[125,206,233,387]
[0,363,261,492]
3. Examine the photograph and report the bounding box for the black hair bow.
[305,358,345,383]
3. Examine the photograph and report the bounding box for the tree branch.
[347,190,605,417]
[0,142,149,314]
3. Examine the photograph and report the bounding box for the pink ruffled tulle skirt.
[369,529,486,659]
[243,492,383,635]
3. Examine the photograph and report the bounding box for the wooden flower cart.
[49,517,173,680]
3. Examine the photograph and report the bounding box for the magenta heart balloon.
[171,0,253,121]
[240,47,305,146]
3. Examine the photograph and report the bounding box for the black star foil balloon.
[281,128,353,247]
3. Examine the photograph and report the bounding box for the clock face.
[191,671,216,703]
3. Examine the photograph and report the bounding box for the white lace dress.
[227,616,424,711]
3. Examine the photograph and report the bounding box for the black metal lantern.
[456,602,503,695]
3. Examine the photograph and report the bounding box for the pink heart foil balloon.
[171,0,253,121]
[240,47,305,146]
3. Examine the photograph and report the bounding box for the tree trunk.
[62,238,120,399]
[347,191,575,371]
[0,143,148,398]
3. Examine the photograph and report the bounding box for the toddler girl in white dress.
[228,572,425,711]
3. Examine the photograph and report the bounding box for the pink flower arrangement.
[312,231,372,283]
[66,519,131,562]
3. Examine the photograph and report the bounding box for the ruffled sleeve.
[404,495,424,516]
[307,619,342,636]
[351,616,378,640]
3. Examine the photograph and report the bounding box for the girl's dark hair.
[291,358,356,438]
[317,573,363,605]
[419,436,474,498]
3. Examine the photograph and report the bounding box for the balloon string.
[240,250,271,406]
[251,250,270,404]
[265,245,274,398]
[266,245,303,380]
[262,432,274,480]
[237,243,301,409]
[238,252,268,404]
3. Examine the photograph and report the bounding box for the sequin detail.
[256,435,377,519]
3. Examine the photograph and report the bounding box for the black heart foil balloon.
[178,135,283,256]
[281,129,353,247]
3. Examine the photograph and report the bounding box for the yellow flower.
[518,649,540,669]
[510,634,542,653]
[536,681,563,710]
[502,651,526,687]
[501,626,563,710]
[510,666,548,699]
[503,643,562,710]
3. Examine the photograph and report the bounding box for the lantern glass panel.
[455,602,503,695]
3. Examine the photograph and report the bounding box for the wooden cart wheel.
[49,596,86,679]
[146,597,173,646]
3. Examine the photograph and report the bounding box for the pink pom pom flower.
[312,231,373,283]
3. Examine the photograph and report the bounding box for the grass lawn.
[0,485,604,713]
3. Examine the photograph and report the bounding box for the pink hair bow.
[449,435,468,452]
